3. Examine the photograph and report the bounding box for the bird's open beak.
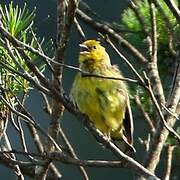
[79,44,89,54]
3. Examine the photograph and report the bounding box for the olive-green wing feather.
[124,95,134,146]
[114,96,136,154]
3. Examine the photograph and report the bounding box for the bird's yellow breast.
[71,67,127,137]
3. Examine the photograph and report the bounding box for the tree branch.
[163,0,180,25]
[162,145,175,180]
[76,9,148,63]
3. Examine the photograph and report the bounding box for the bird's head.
[79,40,111,68]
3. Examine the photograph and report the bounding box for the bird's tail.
[113,135,136,157]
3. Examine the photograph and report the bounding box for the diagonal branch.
[163,0,180,25]
[147,0,165,105]
[76,9,148,63]
[162,145,175,180]
[143,50,180,172]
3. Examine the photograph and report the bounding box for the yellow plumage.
[71,40,134,152]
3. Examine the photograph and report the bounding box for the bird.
[70,39,135,153]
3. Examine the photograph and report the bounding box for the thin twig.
[0,95,62,152]
[0,149,160,179]
[58,126,89,180]
[145,75,180,142]
[143,56,180,172]
[0,22,53,93]
[106,37,145,84]
[0,60,51,95]
[30,28,55,72]
[152,0,176,56]
[162,145,175,180]
[129,0,152,51]
[74,17,86,40]
[161,103,179,120]
[163,0,180,25]
[76,9,148,63]
[1,134,24,180]
[134,95,155,133]
[147,0,165,105]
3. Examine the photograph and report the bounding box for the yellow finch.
[71,40,135,152]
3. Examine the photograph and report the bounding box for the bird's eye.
[92,46,96,49]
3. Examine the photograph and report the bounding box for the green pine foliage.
[0,2,50,109]
[121,0,179,50]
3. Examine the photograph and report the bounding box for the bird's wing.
[113,94,135,154]
[120,95,135,153]
[123,95,134,146]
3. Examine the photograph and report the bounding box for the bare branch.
[162,145,175,180]
[153,0,176,56]
[129,0,152,52]
[0,149,160,179]
[106,37,145,84]
[0,95,62,152]
[58,126,89,180]
[134,95,155,133]
[143,50,180,172]
[163,0,180,25]
[144,75,180,142]
[74,17,86,40]
[0,134,24,180]
[76,9,148,63]
[147,0,165,105]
